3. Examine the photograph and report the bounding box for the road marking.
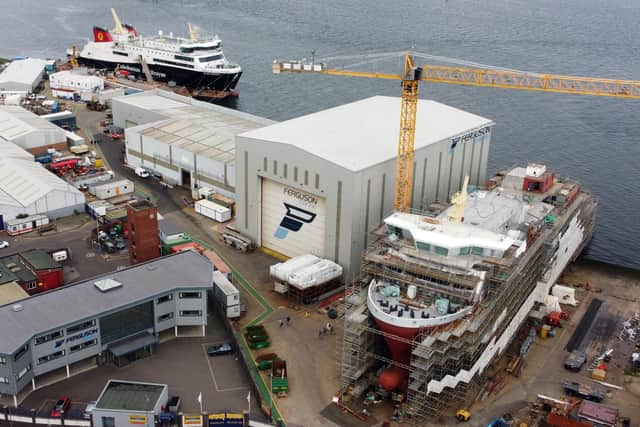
[201,343,248,393]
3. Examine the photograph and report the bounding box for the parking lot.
[0,216,129,284]
[18,311,265,420]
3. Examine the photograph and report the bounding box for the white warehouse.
[236,96,494,280]
[0,156,85,230]
[0,58,47,94]
[0,106,71,154]
[113,90,273,196]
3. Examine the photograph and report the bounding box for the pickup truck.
[562,380,605,402]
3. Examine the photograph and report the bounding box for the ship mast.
[187,23,199,41]
[111,8,127,35]
[448,176,469,224]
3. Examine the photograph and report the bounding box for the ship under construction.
[339,163,596,419]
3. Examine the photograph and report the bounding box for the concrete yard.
[470,260,640,427]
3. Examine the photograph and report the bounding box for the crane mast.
[395,54,420,211]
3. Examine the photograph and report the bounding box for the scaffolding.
[338,191,598,421]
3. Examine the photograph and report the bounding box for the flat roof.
[116,89,274,126]
[240,96,494,172]
[20,249,60,270]
[0,251,213,354]
[158,218,183,237]
[96,380,166,412]
[0,282,29,306]
[0,58,46,86]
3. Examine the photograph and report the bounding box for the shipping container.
[213,270,240,319]
[89,179,134,200]
[6,214,50,236]
[195,199,231,223]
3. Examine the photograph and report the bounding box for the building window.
[16,364,32,381]
[0,356,6,365]
[35,330,64,346]
[294,167,298,182]
[273,160,278,175]
[0,376,8,384]
[157,294,173,304]
[283,164,288,179]
[27,282,36,290]
[416,242,430,252]
[179,292,202,299]
[69,339,98,353]
[263,157,268,172]
[434,246,449,256]
[179,310,202,317]
[472,247,484,256]
[158,312,174,322]
[459,247,471,255]
[69,339,97,354]
[304,170,309,185]
[102,417,116,427]
[37,350,65,365]
[14,344,28,362]
[67,319,96,334]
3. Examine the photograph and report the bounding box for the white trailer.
[195,199,231,223]
[89,179,134,200]
[213,270,241,318]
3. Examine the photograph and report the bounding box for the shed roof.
[0,157,83,208]
[96,380,166,411]
[20,249,60,270]
[132,109,263,163]
[0,106,67,142]
[0,58,46,87]
[0,140,34,160]
[240,96,494,172]
[0,251,213,354]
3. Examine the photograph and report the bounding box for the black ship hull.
[77,57,242,91]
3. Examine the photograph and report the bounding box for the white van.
[134,167,150,178]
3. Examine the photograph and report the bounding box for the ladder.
[138,55,154,83]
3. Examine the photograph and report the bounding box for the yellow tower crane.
[273,52,640,212]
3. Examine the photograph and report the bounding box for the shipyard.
[1,3,640,427]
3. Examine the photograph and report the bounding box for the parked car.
[135,167,150,178]
[564,350,587,371]
[115,239,126,250]
[83,401,97,420]
[207,342,233,356]
[51,397,71,417]
[0,241,9,249]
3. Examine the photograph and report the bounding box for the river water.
[2,0,639,268]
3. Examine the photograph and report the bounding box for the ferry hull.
[77,57,242,92]
[373,318,420,390]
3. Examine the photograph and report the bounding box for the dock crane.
[273,52,640,212]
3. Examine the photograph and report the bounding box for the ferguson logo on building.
[274,187,319,239]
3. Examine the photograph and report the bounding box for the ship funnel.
[111,8,126,35]
[448,175,469,224]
